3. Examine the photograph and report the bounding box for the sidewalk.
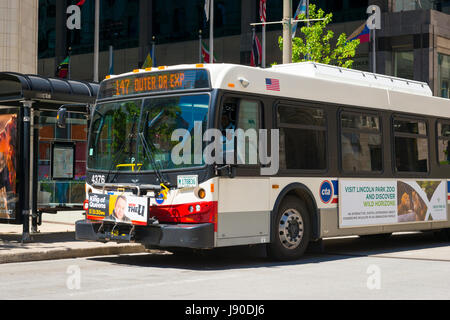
[0,211,148,264]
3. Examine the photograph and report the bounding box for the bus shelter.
[0,72,98,241]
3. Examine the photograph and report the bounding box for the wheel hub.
[278,208,304,249]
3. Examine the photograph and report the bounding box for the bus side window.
[340,111,382,173]
[277,105,327,171]
[393,117,429,173]
[437,121,450,165]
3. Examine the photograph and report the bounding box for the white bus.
[75,62,450,260]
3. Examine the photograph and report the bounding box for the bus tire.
[267,196,311,261]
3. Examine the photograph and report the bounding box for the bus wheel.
[267,196,311,261]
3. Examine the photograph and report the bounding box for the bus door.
[216,97,271,245]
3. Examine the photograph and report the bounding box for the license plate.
[177,175,198,188]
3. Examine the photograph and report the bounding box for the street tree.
[279,4,360,68]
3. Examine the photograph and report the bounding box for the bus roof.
[108,62,450,118]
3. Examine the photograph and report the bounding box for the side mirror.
[57,103,89,128]
[57,107,67,128]
[215,164,236,178]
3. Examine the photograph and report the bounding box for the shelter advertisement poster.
[0,114,18,220]
[340,179,447,227]
[52,144,74,179]
[87,193,148,225]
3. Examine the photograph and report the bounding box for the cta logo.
[319,180,333,204]
[155,193,165,205]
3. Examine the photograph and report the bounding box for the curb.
[0,244,146,264]
[0,244,147,264]
[0,231,148,264]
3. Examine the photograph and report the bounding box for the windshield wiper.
[138,132,168,186]
[138,110,170,187]
[105,114,139,184]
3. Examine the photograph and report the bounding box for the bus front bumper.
[75,220,215,249]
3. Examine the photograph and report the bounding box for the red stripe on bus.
[131,221,147,226]
[87,215,105,221]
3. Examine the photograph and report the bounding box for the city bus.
[75,62,450,261]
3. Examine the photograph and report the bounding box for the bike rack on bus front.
[93,183,162,196]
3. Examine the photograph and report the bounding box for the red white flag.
[260,0,266,23]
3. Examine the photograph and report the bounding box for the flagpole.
[152,36,156,67]
[261,0,266,68]
[199,30,202,63]
[283,0,292,64]
[108,45,113,74]
[209,0,214,64]
[262,25,266,68]
[306,0,310,27]
[372,29,376,73]
[68,47,72,80]
[252,26,256,66]
[93,0,100,82]
[306,0,310,60]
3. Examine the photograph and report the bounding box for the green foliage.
[279,4,360,68]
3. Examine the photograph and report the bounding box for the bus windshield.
[87,94,210,173]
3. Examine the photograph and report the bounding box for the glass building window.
[38,0,56,59]
[68,0,140,55]
[394,51,414,80]
[393,0,449,12]
[312,0,368,23]
[38,0,140,57]
[438,54,450,99]
[154,0,241,44]
[393,0,434,11]
[278,105,327,170]
[393,118,429,173]
[340,112,382,173]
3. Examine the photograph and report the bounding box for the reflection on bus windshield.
[87,95,209,172]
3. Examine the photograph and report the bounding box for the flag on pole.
[142,50,154,69]
[201,41,216,63]
[260,0,266,23]
[292,0,307,38]
[251,33,262,67]
[56,56,69,79]
[347,22,370,43]
[204,0,210,21]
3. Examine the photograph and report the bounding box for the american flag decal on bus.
[266,78,280,91]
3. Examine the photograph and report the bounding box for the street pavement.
[0,232,449,300]
[1,213,450,300]
[0,211,147,264]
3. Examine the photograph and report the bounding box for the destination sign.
[98,69,210,99]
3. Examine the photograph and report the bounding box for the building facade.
[37,0,450,98]
[0,0,39,74]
